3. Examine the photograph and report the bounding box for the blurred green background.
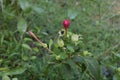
[0,0,120,80]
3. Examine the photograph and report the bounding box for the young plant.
[28,20,100,80]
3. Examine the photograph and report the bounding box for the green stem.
[65,29,67,38]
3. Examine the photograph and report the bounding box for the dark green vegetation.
[0,0,120,80]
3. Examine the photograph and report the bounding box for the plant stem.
[28,31,53,53]
[65,29,67,38]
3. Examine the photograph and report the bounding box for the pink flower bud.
[63,20,70,29]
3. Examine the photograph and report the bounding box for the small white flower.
[57,39,64,47]
[58,29,65,37]
[71,34,79,42]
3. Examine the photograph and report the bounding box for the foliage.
[0,0,120,80]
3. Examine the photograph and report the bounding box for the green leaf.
[0,72,4,76]
[31,56,37,60]
[0,35,4,45]
[32,6,44,14]
[6,67,26,75]
[41,31,48,35]
[12,78,18,80]
[66,59,77,70]
[2,6,16,19]
[73,56,85,64]
[3,75,10,80]
[53,63,73,80]
[23,38,33,42]
[0,68,9,71]
[22,44,31,50]
[19,0,31,12]
[67,45,74,52]
[85,57,100,80]
[62,64,73,80]
[17,18,27,33]
[22,55,29,61]
[113,52,120,58]
[60,52,68,60]
[113,74,120,80]
[49,39,53,49]
[9,53,19,58]
[33,47,39,53]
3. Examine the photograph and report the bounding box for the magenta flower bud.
[63,20,70,29]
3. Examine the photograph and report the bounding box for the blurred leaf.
[66,59,76,70]
[33,47,39,53]
[3,75,10,80]
[6,67,26,75]
[22,44,31,50]
[85,57,100,80]
[17,18,27,33]
[113,53,120,58]
[60,52,68,60]
[113,74,120,80]
[41,31,48,35]
[67,45,74,52]
[23,38,33,42]
[63,64,74,80]
[0,72,3,76]
[19,0,31,12]
[32,6,44,14]
[49,39,53,49]
[0,59,3,63]
[73,56,85,63]
[12,78,18,80]
[9,53,19,57]
[31,56,37,60]
[0,0,3,11]
[0,35,4,45]
[2,7,16,19]
[22,55,29,61]
[68,9,78,19]
[0,68,9,71]
[53,47,61,54]
[53,63,73,80]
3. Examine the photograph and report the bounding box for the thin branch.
[28,31,53,53]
